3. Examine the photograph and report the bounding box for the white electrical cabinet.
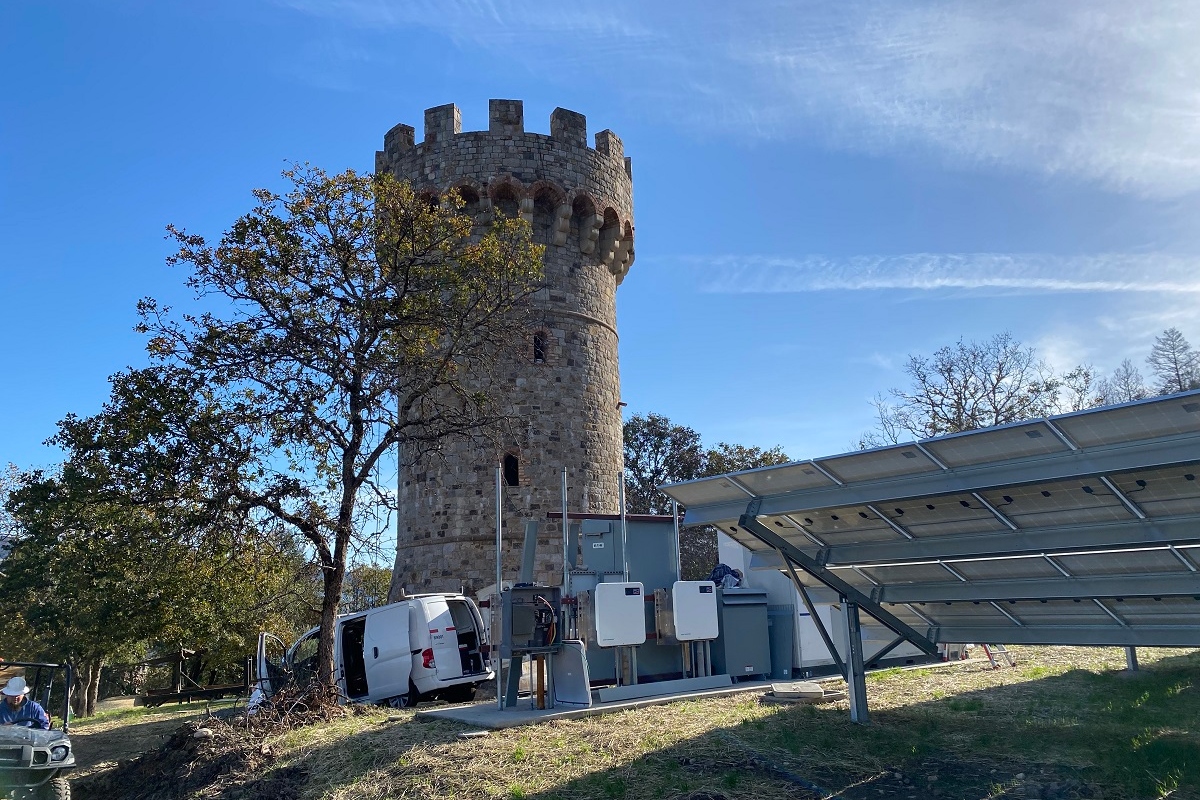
[594,582,647,647]
[671,580,719,641]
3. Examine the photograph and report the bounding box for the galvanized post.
[561,467,570,590]
[619,474,630,581]
[496,465,504,710]
[844,600,870,724]
[1125,646,1139,671]
[671,498,682,581]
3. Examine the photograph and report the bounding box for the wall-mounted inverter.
[594,582,647,647]
[672,580,719,641]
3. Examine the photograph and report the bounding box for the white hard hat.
[1,676,30,697]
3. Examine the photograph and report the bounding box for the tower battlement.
[376,99,634,283]
[383,100,635,596]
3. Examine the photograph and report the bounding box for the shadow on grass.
[74,650,1200,800]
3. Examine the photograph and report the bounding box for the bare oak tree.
[1147,327,1200,395]
[865,332,1061,444]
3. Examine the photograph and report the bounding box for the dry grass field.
[75,646,1199,800]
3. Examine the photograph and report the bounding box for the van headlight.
[50,745,70,762]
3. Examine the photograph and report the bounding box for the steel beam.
[684,433,1200,527]
[775,549,846,679]
[870,573,1200,603]
[738,511,941,657]
[844,602,870,724]
[928,625,1200,647]
[813,516,1200,567]
[865,634,906,665]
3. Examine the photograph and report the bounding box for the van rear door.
[421,597,465,681]
[363,603,412,701]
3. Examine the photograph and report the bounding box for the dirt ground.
[69,705,231,779]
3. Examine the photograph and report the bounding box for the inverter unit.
[671,580,719,641]
[594,582,647,647]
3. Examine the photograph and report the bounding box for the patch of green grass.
[946,698,984,712]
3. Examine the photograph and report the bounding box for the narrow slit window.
[533,331,547,363]
[503,453,520,487]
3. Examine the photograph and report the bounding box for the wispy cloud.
[274,0,1200,198]
[671,253,1200,295]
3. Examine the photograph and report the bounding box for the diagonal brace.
[771,543,847,679]
[739,511,940,657]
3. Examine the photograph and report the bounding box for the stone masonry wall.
[381,100,635,595]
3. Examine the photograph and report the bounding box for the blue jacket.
[0,698,51,729]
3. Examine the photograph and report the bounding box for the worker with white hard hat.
[0,676,51,729]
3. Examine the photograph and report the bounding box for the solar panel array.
[661,391,1200,647]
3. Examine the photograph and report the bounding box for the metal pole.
[619,474,629,581]
[671,498,682,581]
[844,601,870,724]
[561,467,570,590]
[496,465,504,710]
[1125,646,1139,671]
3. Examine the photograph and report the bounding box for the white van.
[256,593,493,707]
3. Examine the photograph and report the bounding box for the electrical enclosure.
[594,582,647,647]
[500,586,562,658]
[671,580,719,641]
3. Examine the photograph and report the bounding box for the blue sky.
[3,0,1200,473]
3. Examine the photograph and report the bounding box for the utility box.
[672,581,719,641]
[594,582,647,647]
[767,604,796,680]
[500,586,561,658]
[712,588,771,679]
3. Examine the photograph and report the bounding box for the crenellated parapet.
[375,100,635,283]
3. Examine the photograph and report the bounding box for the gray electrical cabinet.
[712,588,771,679]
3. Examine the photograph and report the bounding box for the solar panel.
[1053,394,1200,448]
[661,391,1200,649]
[922,422,1070,468]
[817,447,941,483]
[735,462,835,495]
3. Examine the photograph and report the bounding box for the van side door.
[363,603,412,701]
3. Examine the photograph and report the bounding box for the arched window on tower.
[533,331,547,363]
[503,453,520,487]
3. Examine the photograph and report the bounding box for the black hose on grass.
[715,731,847,800]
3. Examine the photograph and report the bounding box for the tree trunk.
[86,660,102,717]
[316,557,347,689]
[70,668,87,719]
[70,658,103,718]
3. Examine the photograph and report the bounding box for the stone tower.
[379,100,635,595]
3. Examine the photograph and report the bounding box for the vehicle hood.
[0,726,69,747]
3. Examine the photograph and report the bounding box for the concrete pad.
[415,679,776,729]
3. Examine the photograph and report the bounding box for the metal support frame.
[813,516,1200,567]
[687,433,1200,527]
[844,601,870,724]
[929,625,1196,647]
[772,544,846,678]
[865,635,906,665]
[869,572,1200,603]
[1126,647,1139,671]
[739,510,940,657]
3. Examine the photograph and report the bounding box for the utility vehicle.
[0,661,74,800]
